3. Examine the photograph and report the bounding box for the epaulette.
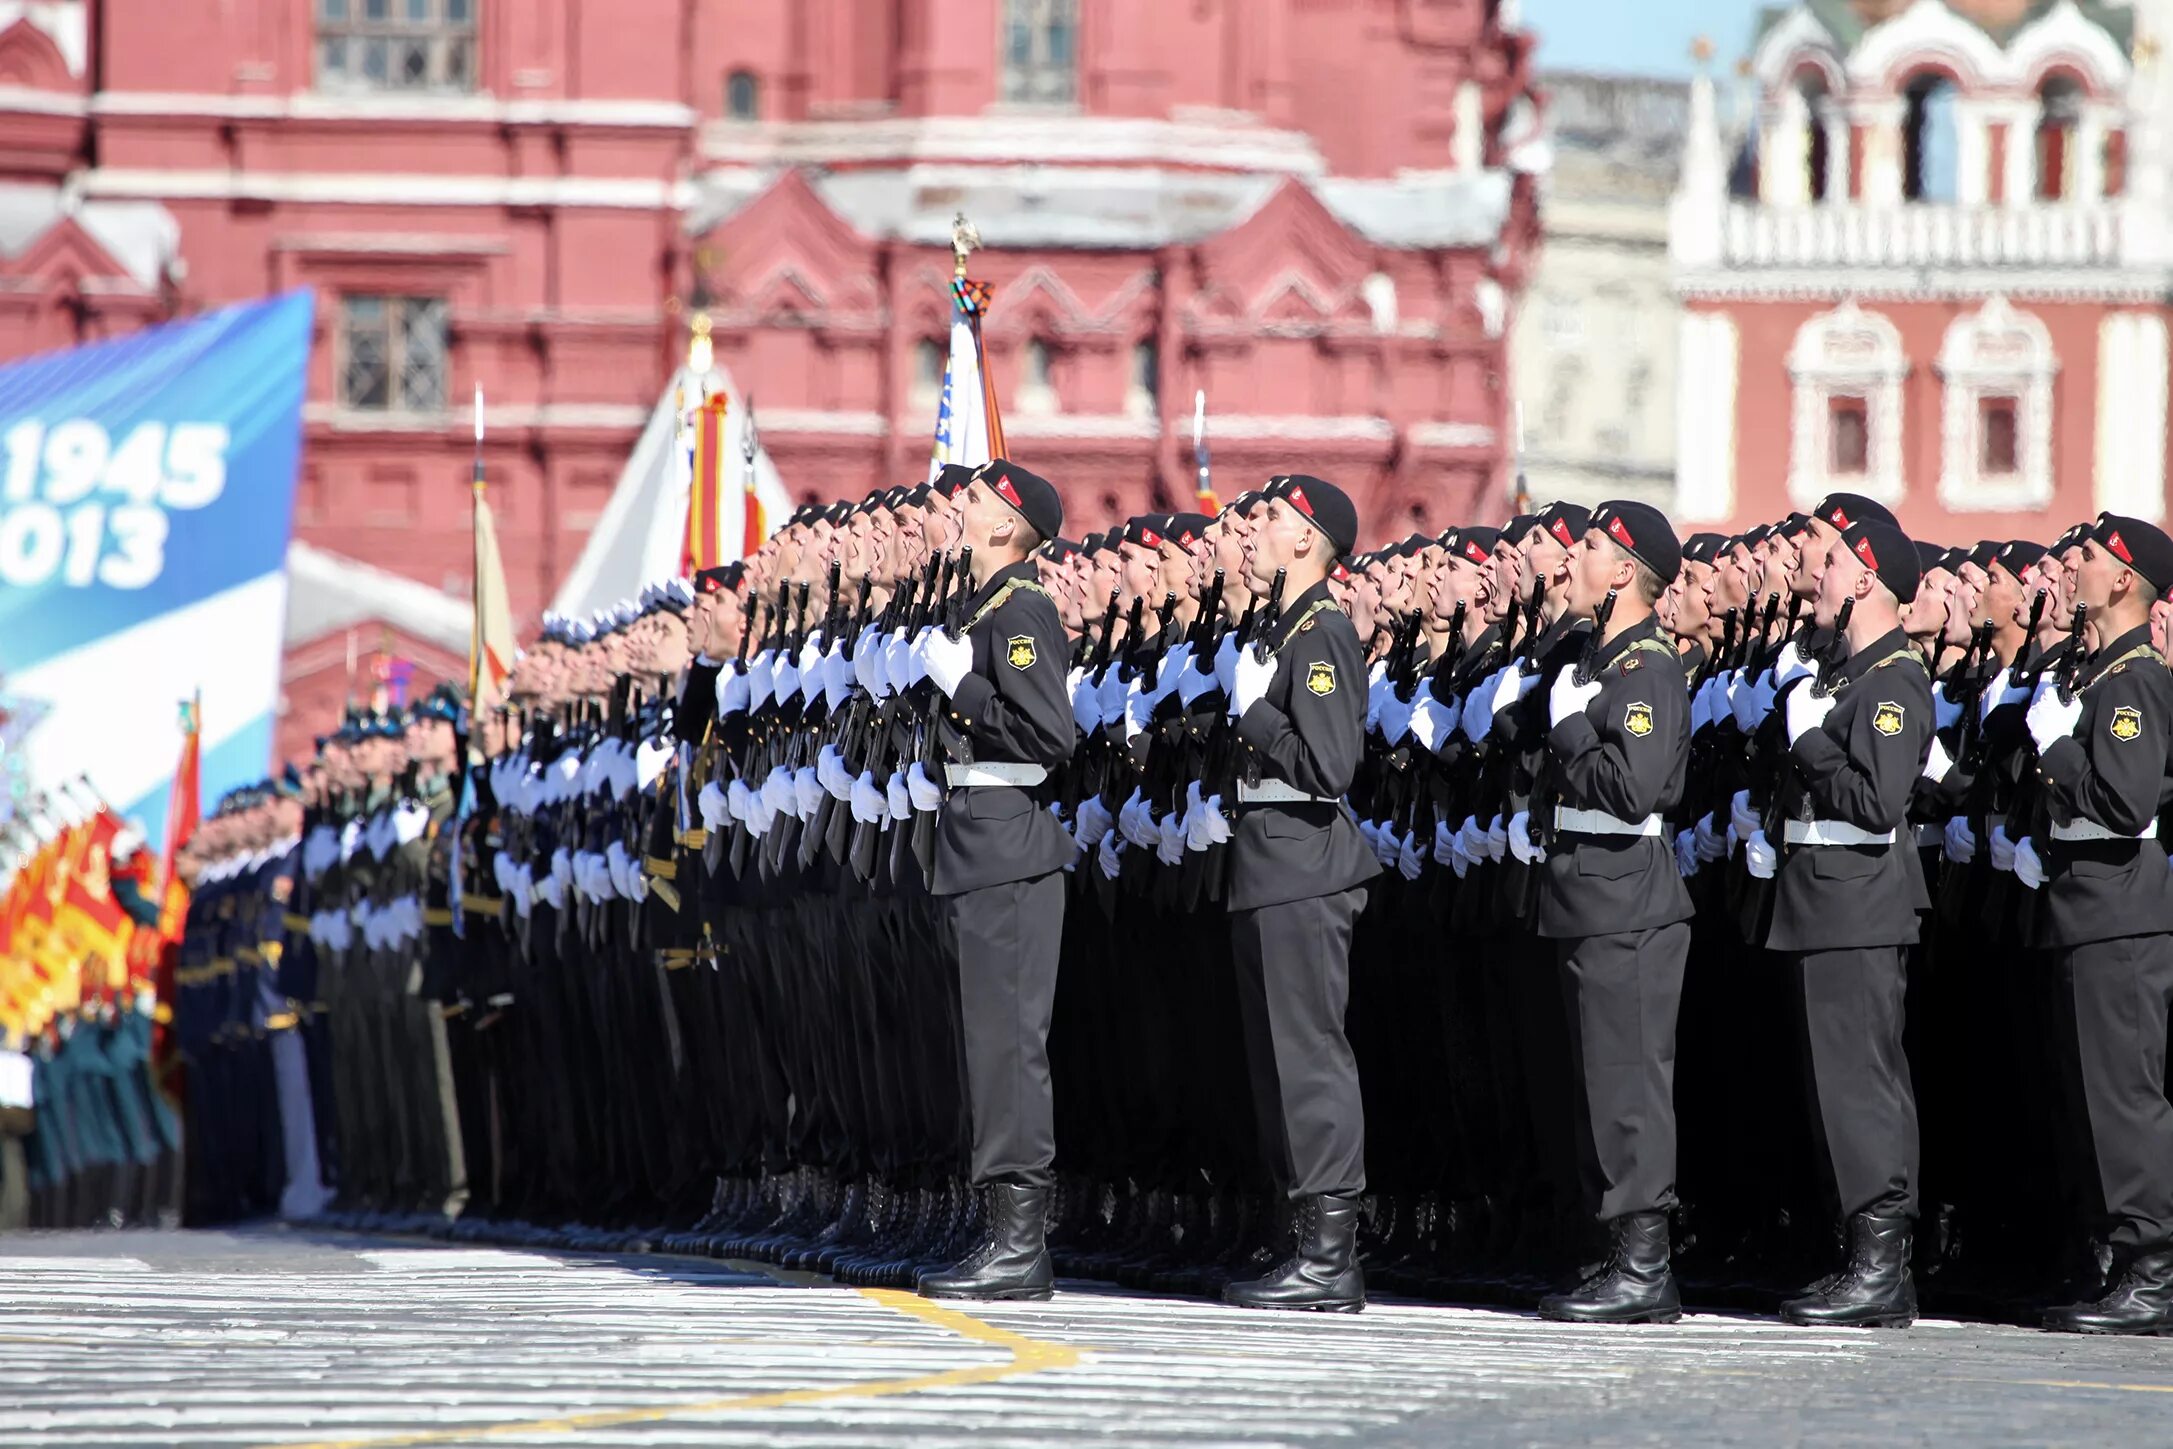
[966,577,1054,631]
[1272,597,1343,656]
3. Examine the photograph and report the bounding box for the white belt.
[1784,820,1896,847]
[1236,780,1338,806]
[1553,807,1664,838]
[2050,816,2157,843]
[943,763,1048,788]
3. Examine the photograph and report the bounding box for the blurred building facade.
[1672,0,2169,538]
[0,0,1545,759]
[1513,70,1686,509]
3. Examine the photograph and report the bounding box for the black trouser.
[2052,934,2173,1252]
[1789,945,1918,1221]
[1232,886,1368,1200]
[945,870,1066,1188]
[1556,921,1691,1222]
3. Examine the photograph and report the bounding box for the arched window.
[1018,339,1060,416]
[1001,0,1077,106]
[1126,339,1158,420]
[2036,76,2083,200]
[725,69,760,122]
[1902,73,1959,203]
[1938,297,2056,512]
[1788,300,1907,506]
[910,338,943,412]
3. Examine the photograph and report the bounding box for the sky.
[1520,0,1772,78]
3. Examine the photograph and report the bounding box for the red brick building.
[0,0,1544,759]
[1671,0,2168,539]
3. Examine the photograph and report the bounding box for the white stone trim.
[1787,300,1907,509]
[1935,297,2057,513]
[1175,414,1395,442]
[752,410,887,437]
[81,169,688,211]
[1408,422,1499,450]
[1676,266,2165,305]
[0,83,85,117]
[2008,0,2132,99]
[305,402,649,432]
[1847,0,2010,94]
[698,112,1328,177]
[1001,414,1159,440]
[0,1,86,76]
[1751,6,1847,95]
[90,92,698,129]
[1673,311,1739,522]
[2095,312,2169,522]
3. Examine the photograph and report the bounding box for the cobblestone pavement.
[0,1227,2168,1447]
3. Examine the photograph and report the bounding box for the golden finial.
[1691,35,1715,65]
[687,312,714,378]
[951,213,982,282]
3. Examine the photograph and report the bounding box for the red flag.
[160,693,201,894]
[687,393,731,573]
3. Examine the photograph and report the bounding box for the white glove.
[1674,828,1698,878]
[902,627,935,687]
[718,668,751,717]
[1074,794,1114,850]
[1933,684,1963,733]
[1773,640,1815,686]
[772,655,801,706]
[1690,681,1713,734]
[1745,828,1777,880]
[850,770,886,824]
[1119,789,1157,848]
[793,765,824,820]
[1942,816,1976,865]
[698,780,728,830]
[885,631,916,691]
[2025,684,2083,754]
[1985,666,2028,717]
[1485,813,1509,862]
[1365,672,1392,732]
[1458,814,1487,864]
[1213,631,1242,699]
[1726,669,1762,731]
[1923,735,1954,784]
[1371,819,1400,867]
[1097,829,1123,879]
[2014,834,2046,890]
[392,801,429,847]
[747,653,777,713]
[885,772,912,822]
[725,777,754,824]
[1507,809,1546,865]
[1548,669,1602,728]
[1378,687,1416,746]
[1397,830,1424,881]
[1411,695,1460,754]
[1098,665,1129,728]
[816,743,850,801]
[905,760,944,812]
[1785,683,1836,745]
[1123,680,1160,739]
[1177,652,1218,708]
[1475,665,1540,738]
[1990,821,2016,873]
[1070,668,1103,734]
[822,643,854,703]
[1729,788,1759,843]
[1433,817,1457,865]
[1232,650,1280,718]
[921,630,974,698]
[1183,783,1217,851]
[1694,811,1727,863]
[1459,669,1502,741]
[855,631,888,697]
[1155,812,1186,866]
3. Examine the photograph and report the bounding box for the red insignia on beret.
[1830,507,1852,528]
[2109,530,2134,565]
[1854,535,1879,570]
[1288,485,1315,520]
[1463,541,1489,564]
[1607,516,1635,549]
[1550,518,1574,547]
[993,473,1024,510]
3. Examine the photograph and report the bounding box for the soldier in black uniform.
[2019,515,2173,1335]
[1219,474,1379,1313]
[1530,500,1695,1323]
[917,460,1077,1302]
[1752,516,1934,1327]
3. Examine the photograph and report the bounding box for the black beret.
[1277,474,1359,556]
[1503,513,1537,544]
[930,463,975,500]
[1992,540,2045,581]
[981,459,1063,543]
[1841,518,1921,605]
[693,563,741,596]
[1913,540,1954,574]
[2051,522,2091,556]
[1589,499,1681,584]
[1163,512,1213,548]
[1815,492,1897,533]
[1452,526,1500,565]
[1774,512,1813,539]
[1535,501,1591,551]
[1965,539,2004,572]
[1681,532,1727,566]
[1741,523,1774,548]
[1041,537,1082,563]
[1228,490,1265,515]
[1079,531,1105,556]
[2091,515,2173,594]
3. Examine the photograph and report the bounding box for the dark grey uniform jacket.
[930,559,1078,896]
[1537,615,1694,939]
[1760,626,1934,953]
[2032,623,2173,948]
[1227,580,1381,913]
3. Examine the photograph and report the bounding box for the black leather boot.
[1223,1193,1365,1312]
[1539,1213,1682,1324]
[1781,1214,1916,1328]
[919,1184,1054,1301]
[2042,1246,2173,1335]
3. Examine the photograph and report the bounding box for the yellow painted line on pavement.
[2004,1376,2173,1395]
[264,1287,1082,1449]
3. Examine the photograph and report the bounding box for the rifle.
[944,546,974,638]
[1572,590,1618,687]
[2012,587,2051,679]
[1514,577,1548,665]
[1701,607,1739,685]
[1251,568,1288,661]
[2056,602,2090,705]
[1086,588,1122,679]
[1808,599,1855,699]
[1141,590,1180,690]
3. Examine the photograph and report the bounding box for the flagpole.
[951,213,1006,463]
[471,383,486,703]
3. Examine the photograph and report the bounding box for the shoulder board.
[2086,643,2164,692]
[1272,598,1344,654]
[1866,648,1928,676]
[967,577,1054,631]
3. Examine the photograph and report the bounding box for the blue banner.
[0,291,312,843]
